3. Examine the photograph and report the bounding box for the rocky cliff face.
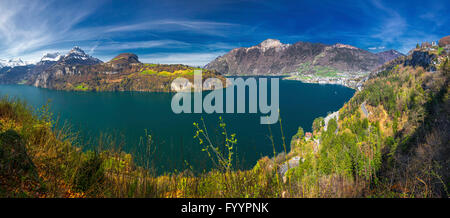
[205,39,402,75]
[372,48,440,78]
[405,50,437,71]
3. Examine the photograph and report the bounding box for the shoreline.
[222,73,366,90]
[282,74,366,90]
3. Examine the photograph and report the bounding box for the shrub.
[73,153,105,194]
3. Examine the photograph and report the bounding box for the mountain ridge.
[205,39,403,76]
[205,39,405,88]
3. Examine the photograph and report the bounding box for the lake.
[0,77,354,174]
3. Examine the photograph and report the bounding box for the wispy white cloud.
[0,0,102,58]
[88,43,99,55]
[104,20,239,37]
[368,46,385,51]
[350,0,444,54]
[204,42,238,50]
[4,0,444,65]
[0,0,240,63]
[369,0,407,45]
[94,40,191,51]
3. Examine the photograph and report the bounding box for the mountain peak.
[251,39,290,52]
[67,46,86,56]
[259,39,283,48]
[59,46,102,65]
[108,53,140,65]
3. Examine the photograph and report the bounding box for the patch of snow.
[332,43,358,50]
[63,46,99,62]
[41,52,62,62]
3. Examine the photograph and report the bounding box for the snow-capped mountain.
[31,46,104,88]
[0,58,34,68]
[60,46,102,65]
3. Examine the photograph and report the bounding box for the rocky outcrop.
[404,50,437,70]
[438,35,450,47]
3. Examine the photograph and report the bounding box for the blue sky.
[0,0,448,66]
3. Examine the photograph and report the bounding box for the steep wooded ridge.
[285,38,449,197]
[0,47,222,92]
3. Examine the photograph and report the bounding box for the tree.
[290,126,304,150]
[327,118,338,134]
[295,126,304,140]
[312,117,325,133]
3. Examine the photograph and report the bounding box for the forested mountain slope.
[287,46,449,197]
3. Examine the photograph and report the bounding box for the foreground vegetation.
[1,49,449,198]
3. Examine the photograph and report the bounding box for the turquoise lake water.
[0,77,354,174]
